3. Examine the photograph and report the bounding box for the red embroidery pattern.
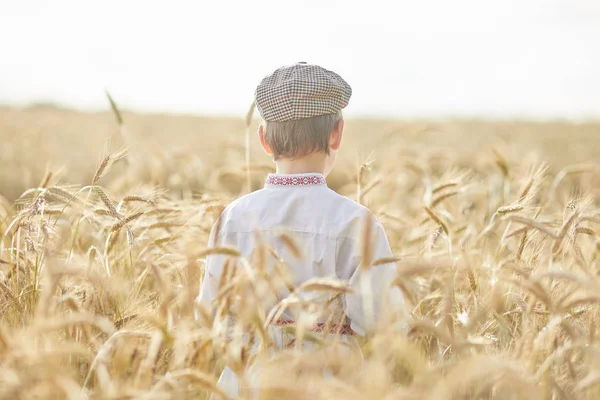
[273,319,355,336]
[265,174,326,187]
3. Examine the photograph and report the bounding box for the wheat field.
[2,104,600,399]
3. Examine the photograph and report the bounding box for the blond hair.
[264,111,343,160]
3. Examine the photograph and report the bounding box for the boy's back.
[198,172,403,336]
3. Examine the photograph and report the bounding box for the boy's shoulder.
[218,187,271,212]
[315,186,380,216]
[214,188,274,224]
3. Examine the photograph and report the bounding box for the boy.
[196,62,406,396]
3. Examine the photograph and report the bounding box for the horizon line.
[1,101,599,125]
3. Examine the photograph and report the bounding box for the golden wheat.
[1,107,600,399]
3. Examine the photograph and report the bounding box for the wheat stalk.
[245,100,256,194]
[424,206,449,235]
[110,212,144,232]
[94,187,123,220]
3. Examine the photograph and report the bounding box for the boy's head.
[254,63,352,173]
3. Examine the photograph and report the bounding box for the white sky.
[1,0,599,119]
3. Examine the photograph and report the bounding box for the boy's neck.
[275,153,327,175]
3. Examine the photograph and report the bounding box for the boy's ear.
[329,119,344,151]
[258,124,273,156]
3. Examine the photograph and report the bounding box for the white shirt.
[196,172,405,337]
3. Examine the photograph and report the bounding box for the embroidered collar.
[265,173,326,187]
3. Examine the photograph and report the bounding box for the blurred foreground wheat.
[2,107,600,399]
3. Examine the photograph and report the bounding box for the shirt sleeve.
[340,218,407,337]
[196,222,228,309]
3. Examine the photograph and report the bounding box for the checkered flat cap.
[255,62,352,122]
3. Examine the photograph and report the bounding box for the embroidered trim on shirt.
[265,174,326,187]
[273,319,355,336]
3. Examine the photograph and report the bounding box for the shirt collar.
[265,173,327,188]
